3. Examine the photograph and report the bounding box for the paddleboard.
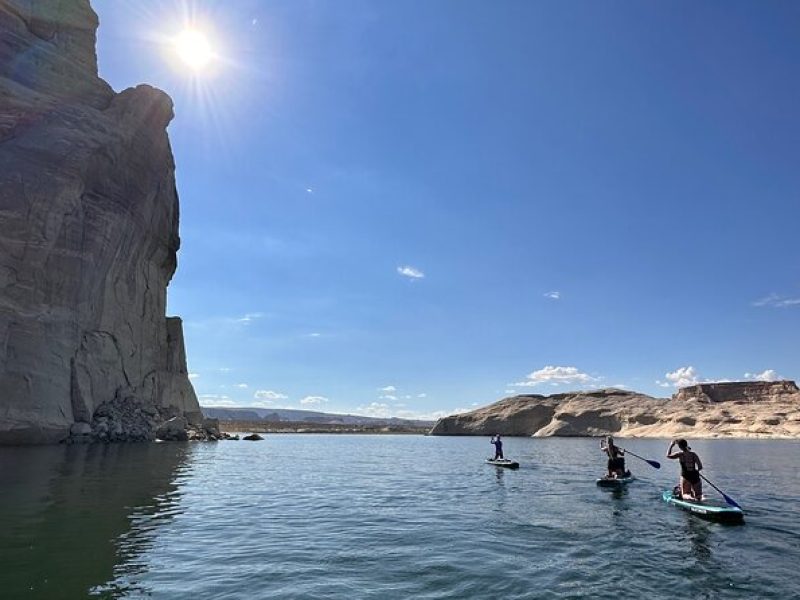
[596,474,634,487]
[662,490,744,524]
[486,458,519,469]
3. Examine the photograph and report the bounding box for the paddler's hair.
[677,439,689,450]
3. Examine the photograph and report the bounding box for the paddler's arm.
[695,453,703,470]
[666,440,680,459]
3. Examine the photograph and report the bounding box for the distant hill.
[201,406,434,428]
[430,381,800,438]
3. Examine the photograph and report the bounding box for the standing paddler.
[490,434,504,460]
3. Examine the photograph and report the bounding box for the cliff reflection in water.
[0,442,193,599]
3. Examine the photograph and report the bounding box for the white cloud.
[306,187,314,194]
[744,369,782,382]
[504,389,517,395]
[511,365,597,388]
[359,402,390,417]
[417,393,427,398]
[379,385,397,392]
[188,373,200,380]
[397,265,425,279]
[753,294,800,308]
[236,312,265,324]
[379,394,398,401]
[253,390,288,401]
[300,395,328,406]
[308,332,321,337]
[218,367,233,373]
[544,291,561,300]
[198,394,232,406]
[664,366,699,388]
[235,383,249,389]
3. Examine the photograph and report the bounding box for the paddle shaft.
[620,448,661,469]
[699,473,742,509]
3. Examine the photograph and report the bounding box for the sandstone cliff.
[0,0,211,443]
[430,381,800,438]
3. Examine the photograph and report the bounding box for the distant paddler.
[490,434,504,460]
[667,439,703,501]
[600,436,627,479]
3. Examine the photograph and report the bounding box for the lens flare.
[174,29,213,70]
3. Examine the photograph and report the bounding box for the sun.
[174,29,213,71]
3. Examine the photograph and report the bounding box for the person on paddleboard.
[667,439,703,501]
[600,436,626,478]
[490,434,504,460]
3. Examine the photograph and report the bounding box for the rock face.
[430,382,800,439]
[0,0,204,443]
[672,380,799,404]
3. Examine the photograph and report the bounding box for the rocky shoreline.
[430,381,800,439]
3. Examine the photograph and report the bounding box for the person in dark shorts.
[667,439,703,501]
[600,436,627,478]
[490,434,504,460]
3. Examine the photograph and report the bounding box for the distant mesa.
[0,0,209,444]
[429,381,800,439]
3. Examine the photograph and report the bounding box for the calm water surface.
[1,436,799,599]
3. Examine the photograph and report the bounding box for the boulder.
[242,433,264,441]
[155,417,189,442]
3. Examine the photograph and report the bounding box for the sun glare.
[174,29,213,70]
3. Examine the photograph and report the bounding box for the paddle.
[700,473,742,509]
[620,448,661,469]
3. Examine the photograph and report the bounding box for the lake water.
[1,436,799,599]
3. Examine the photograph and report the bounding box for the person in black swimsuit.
[600,436,627,478]
[491,434,504,460]
[667,439,703,501]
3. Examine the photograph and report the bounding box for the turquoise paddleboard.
[662,490,744,524]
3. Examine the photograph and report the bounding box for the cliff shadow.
[0,442,195,598]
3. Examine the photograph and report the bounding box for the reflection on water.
[0,443,192,598]
[686,516,712,563]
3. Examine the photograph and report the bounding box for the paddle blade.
[721,493,742,509]
[646,459,661,469]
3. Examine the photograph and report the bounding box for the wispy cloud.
[543,291,561,300]
[379,394,398,401]
[300,395,328,406]
[752,293,800,308]
[188,373,200,380]
[417,393,427,398]
[397,265,425,279]
[379,385,396,392]
[744,369,782,382]
[198,394,231,406]
[235,383,249,389]
[236,312,266,324]
[511,365,598,388]
[253,390,288,401]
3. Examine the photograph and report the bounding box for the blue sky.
[94,1,799,419]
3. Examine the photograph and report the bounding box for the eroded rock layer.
[430,382,800,439]
[0,0,209,443]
